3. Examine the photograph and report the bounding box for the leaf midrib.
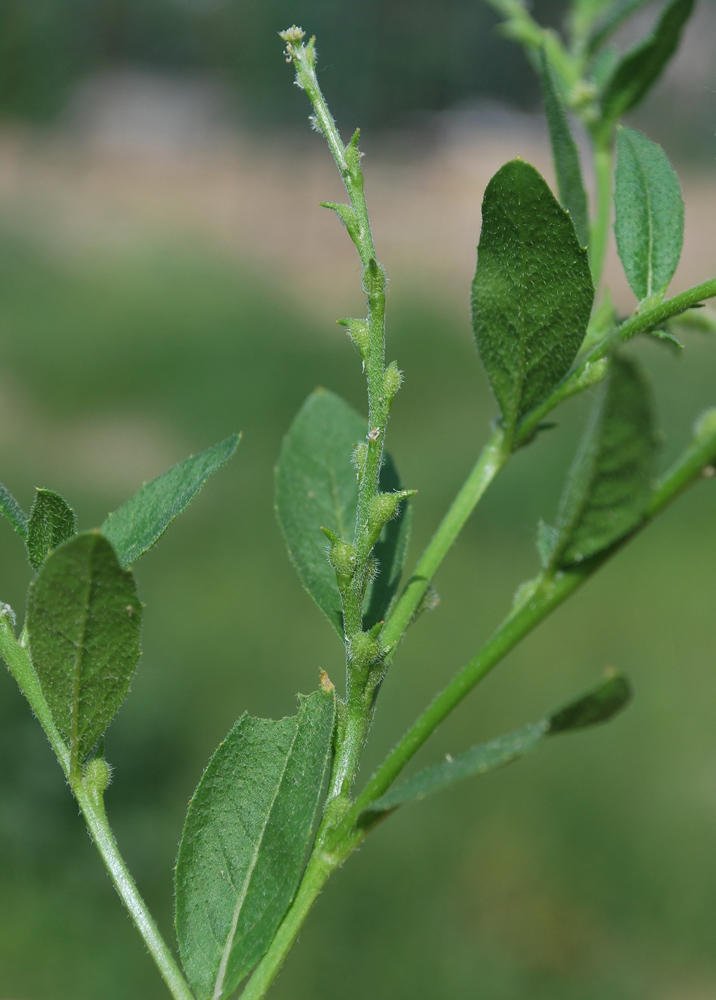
[211,715,303,1000]
[70,539,94,773]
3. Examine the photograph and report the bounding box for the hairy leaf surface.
[363,673,630,817]
[276,388,410,635]
[614,126,683,301]
[538,48,590,249]
[471,159,593,433]
[175,687,335,1000]
[27,532,142,766]
[600,0,696,122]
[553,355,656,566]
[0,483,28,539]
[102,434,239,567]
[26,489,76,571]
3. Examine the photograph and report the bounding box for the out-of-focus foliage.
[0,0,566,126]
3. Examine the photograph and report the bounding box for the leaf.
[538,48,590,249]
[26,489,76,571]
[101,434,240,567]
[0,482,28,540]
[552,354,657,567]
[471,159,594,433]
[648,328,684,352]
[549,671,633,732]
[362,672,631,817]
[614,126,684,301]
[26,532,142,768]
[175,686,335,1000]
[600,0,697,122]
[275,389,411,636]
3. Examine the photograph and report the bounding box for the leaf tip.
[319,669,335,694]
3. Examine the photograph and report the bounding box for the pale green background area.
[1,2,716,998]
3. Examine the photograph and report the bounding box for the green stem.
[74,780,196,1000]
[344,413,716,823]
[0,617,195,1000]
[239,847,342,1000]
[516,276,716,445]
[382,427,509,655]
[283,28,396,800]
[589,133,613,287]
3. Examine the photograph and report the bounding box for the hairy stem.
[0,618,194,1000]
[282,28,397,798]
[74,781,196,1000]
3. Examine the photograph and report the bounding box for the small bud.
[337,317,370,359]
[0,602,16,627]
[363,257,386,296]
[574,357,609,391]
[383,361,403,402]
[279,25,305,44]
[322,527,356,589]
[345,129,362,176]
[83,757,111,798]
[321,202,359,244]
[349,621,383,668]
[352,441,368,480]
[366,490,416,547]
[694,408,716,441]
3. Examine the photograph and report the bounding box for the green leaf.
[0,482,28,540]
[26,532,142,769]
[552,354,657,567]
[538,47,590,250]
[600,0,696,122]
[275,388,411,636]
[101,434,240,567]
[614,126,684,301]
[471,159,594,433]
[549,671,633,732]
[26,489,76,572]
[362,672,631,817]
[175,686,335,1000]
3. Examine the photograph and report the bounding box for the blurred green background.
[1,2,716,998]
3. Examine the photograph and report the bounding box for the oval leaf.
[553,354,657,566]
[27,532,142,768]
[275,388,411,635]
[26,488,76,571]
[471,159,594,433]
[101,433,240,567]
[538,47,590,249]
[175,687,335,1000]
[614,126,684,301]
[600,0,696,122]
[362,672,631,818]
